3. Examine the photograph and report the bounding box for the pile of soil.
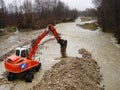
[29,49,103,90]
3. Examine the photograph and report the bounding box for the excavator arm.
[28,24,67,60]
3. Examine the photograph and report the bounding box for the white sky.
[4,0,23,5]
[60,0,94,11]
[4,0,94,11]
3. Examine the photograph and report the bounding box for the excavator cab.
[15,47,29,58]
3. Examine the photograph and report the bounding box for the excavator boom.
[28,24,67,60]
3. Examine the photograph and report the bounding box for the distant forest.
[1,0,120,43]
[0,0,78,29]
[93,0,120,43]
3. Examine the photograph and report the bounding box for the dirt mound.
[29,49,103,90]
[79,48,92,59]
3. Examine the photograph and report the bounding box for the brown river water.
[0,18,120,90]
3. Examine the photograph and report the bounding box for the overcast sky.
[4,0,94,11]
[60,0,94,11]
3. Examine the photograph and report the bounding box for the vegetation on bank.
[0,26,16,36]
[80,0,120,43]
[93,0,120,44]
[0,0,78,30]
[80,17,97,22]
[80,17,94,22]
[77,22,98,31]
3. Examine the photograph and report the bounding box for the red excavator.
[4,24,67,82]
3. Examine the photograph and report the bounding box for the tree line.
[79,8,97,17]
[0,0,78,29]
[93,0,120,43]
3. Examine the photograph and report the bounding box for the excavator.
[4,24,67,82]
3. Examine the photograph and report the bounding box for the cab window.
[21,50,26,58]
[26,49,28,57]
[16,50,20,56]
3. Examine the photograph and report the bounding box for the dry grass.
[80,17,94,21]
[0,27,16,36]
[78,22,98,31]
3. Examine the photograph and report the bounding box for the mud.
[29,49,103,90]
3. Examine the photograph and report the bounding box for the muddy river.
[0,18,120,90]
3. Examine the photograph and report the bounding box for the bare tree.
[0,0,6,28]
[0,0,78,29]
[93,0,120,43]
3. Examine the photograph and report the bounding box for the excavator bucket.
[48,24,67,58]
[59,39,67,58]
